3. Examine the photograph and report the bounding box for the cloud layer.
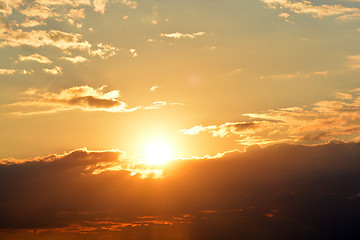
[1,141,360,239]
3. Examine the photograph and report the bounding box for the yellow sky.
[0,0,360,160]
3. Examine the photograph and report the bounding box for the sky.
[0,0,360,239]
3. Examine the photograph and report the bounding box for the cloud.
[335,92,353,100]
[1,141,360,239]
[0,68,33,75]
[6,86,130,114]
[150,86,159,92]
[270,70,328,79]
[61,55,88,63]
[160,32,206,39]
[0,0,23,16]
[121,0,137,9]
[0,27,91,50]
[93,0,108,14]
[18,53,52,64]
[19,4,59,19]
[129,48,137,57]
[347,55,360,69]
[4,86,181,115]
[20,19,45,28]
[89,43,119,59]
[143,101,184,110]
[181,88,360,145]
[43,66,62,75]
[0,68,16,75]
[261,0,360,19]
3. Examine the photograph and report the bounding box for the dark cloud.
[1,141,360,239]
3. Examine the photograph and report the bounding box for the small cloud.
[93,0,108,14]
[43,66,62,75]
[129,48,137,57]
[347,55,360,69]
[89,43,118,59]
[278,12,290,19]
[312,71,328,77]
[62,56,88,64]
[121,0,137,9]
[0,69,16,75]
[18,54,52,64]
[150,86,159,92]
[160,32,206,39]
[20,69,33,75]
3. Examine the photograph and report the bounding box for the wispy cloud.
[0,27,91,50]
[160,32,206,39]
[0,68,16,75]
[0,68,33,75]
[347,55,360,69]
[4,86,182,115]
[181,88,360,145]
[43,66,62,75]
[261,0,360,19]
[18,53,52,64]
[61,55,88,64]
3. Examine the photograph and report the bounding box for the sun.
[144,140,172,165]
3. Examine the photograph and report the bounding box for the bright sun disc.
[144,141,172,165]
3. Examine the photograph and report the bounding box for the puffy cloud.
[43,66,62,75]
[89,43,119,59]
[0,141,360,239]
[61,55,88,63]
[18,53,52,64]
[160,32,206,39]
[261,0,360,19]
[181,88,360,145]
[92,0,106,13]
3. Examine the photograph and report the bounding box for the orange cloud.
[5,86,182,115]
[181,88,360,145]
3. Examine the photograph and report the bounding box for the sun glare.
[144,141,172,165]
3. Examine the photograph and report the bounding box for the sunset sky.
[1,0,360,239]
